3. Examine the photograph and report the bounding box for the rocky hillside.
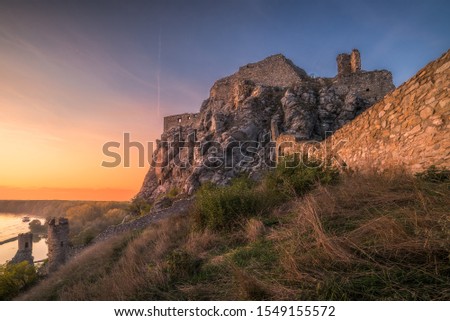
[138,50,394,202]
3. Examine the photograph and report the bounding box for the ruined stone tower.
[10,232,34,265]
[47,217,69,273]
[337,49,361,75]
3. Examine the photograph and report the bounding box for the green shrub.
[65,202,129,243]
[415,166,450,183]
[0,262,37,300]
[128,197,152,216]
[192,160,339,231]
[266,157,339,197]
[72,228,96,246]
[192,177,264,230]
[167,187,180,199]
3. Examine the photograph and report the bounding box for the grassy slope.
[19,172,449,300]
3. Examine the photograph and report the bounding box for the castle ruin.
[9,232,34,265]
[137,49,396,201]
[276,50,450,172]
[47,217,69,273]
[337,49,361,76]
[164,112,200,132]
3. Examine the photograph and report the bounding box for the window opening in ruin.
[25,242,29,249]
[60,241,64,247]
[178,118,182,123]
[366,88,370,92]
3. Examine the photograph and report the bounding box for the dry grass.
[185,229,220,258]
[244,218,266,242]
[18,171,450,300]
[271,172,450,300]
[19,216,190,300]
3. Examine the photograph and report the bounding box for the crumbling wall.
[337,49,361,76]
[350,49,361,73]
[47,217,69,273]
[329,49,450,172]
[279,50,450,173]
[10,233,33,265]
[164,113,199,132]
[210,54,308,102]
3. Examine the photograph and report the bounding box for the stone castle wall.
[330,49,449,172]
[278,50,450,173]
[164,113,200,132]
[331,70,394,102]
[210,54,308,102]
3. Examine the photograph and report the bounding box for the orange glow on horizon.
[0,185,136,201]
[0,8,203,201]
[0,97,160,201]
[0,121,155,201]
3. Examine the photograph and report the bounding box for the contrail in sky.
[156,27,162,118]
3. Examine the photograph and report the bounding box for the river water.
[0,213,47,264]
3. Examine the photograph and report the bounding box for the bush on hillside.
[192,159,339,231]
[49,202,128,246]
[266,157,339,197]
[0,262,37,300]
[192,177,263,230]
[69,207,128,246]
[128,197,152,216]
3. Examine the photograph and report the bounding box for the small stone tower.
[10,233,34,265]
[47,217,69,273]
[337,49,361,76]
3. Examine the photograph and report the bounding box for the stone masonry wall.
[337,49,361,76]
[289,50,450,172]
[210,54,308,102]
[164,113,200,132]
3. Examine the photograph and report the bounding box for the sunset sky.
[0,0,448,201]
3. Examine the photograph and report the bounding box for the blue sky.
[0,0,448,199]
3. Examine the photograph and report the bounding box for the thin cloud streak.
[157,27,162,118]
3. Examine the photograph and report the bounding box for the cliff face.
[137,51,394,202]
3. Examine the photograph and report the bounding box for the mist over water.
[0,213,47,264]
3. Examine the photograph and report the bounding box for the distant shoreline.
[0,200,128,217]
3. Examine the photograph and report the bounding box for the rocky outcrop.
[137,50,394,202]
